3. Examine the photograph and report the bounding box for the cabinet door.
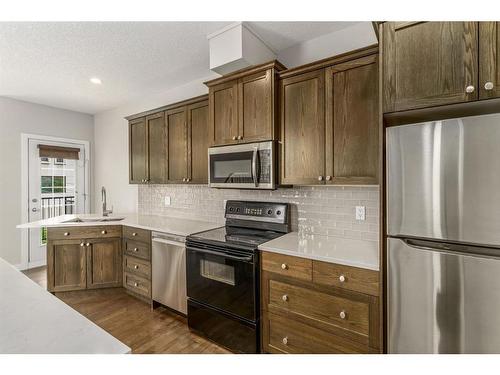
[187,100,209,184]
[326,55,379,184]
[166,107,188,183]
[86,238,122,289]
[479,22,500,99]
[146,112,167,184]
[129,117,148,184]
[280,69,325,185]
[238,69,273,143]
[209,80,239,146]
[383,22,478,112]
[47,239,87,292]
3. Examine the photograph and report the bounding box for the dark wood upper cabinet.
[280,69,326,185]
[187,100,209,184]
[326,54,379,184]
[166,107,188,183]
[209,80,239,145]
[382,22,479,113]
[479,22,500,100]
[86,238,122,289]
[146,112,167,184]
[206,61,284,146]
[129,117,148,184]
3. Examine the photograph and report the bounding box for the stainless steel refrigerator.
[387,113,500,353]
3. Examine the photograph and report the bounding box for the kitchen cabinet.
[260,251,381,354]
[206,61,284,146]
[479,22,500,100]
[326,54,379,184]
[122,226,152,302]
[129,117,148,184]
[187,100,209,183]
[146,112,167,184]
[166,106,188,183]
[47,226,123,292]
[382,22,479,113]
[279,47,379,186]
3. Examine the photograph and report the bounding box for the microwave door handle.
[252,147,258,187]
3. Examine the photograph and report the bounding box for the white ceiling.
[0,22,364,114]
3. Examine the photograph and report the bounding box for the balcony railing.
[41,196,75,219]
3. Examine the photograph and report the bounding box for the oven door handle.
[251,147,258,187]
[189,247,254,262]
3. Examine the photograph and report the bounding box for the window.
[41,176,66,194]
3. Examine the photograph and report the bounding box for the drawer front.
[261,252,312,281]
[123,226,150,244]
[269,280,370,336]
[124,239,150,260]
[47,226,121,240]
[313,260,379,296]
[124,272,151,298]
[266,312,368,354]
[124,255,151,279]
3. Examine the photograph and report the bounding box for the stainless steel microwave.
[208,141,276,189]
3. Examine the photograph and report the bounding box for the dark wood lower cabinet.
[86,238,122,289]
[47,239,87,292]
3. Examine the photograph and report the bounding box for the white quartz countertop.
[258,232,379,271]
[0,257,131,354]
[17,213,221,237]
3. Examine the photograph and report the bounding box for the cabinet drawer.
[124,239,150,260]
[47,226,121,240]
[266,312,368,354]
[313,260,379,296]
[261,252,312,281]
[124,255,151,279]
[269,280,369,336]
[124,272,150,298]
[123,226,151,244]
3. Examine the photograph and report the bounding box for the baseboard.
[27,260,47,269]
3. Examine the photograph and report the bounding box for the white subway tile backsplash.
[138,184,380,241]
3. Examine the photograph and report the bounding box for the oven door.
[186,243,257,322]
[208,141,274,189]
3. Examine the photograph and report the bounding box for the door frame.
[19,133,91,270]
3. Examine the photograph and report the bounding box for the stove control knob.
[267,209,273,215]
[229,207,233,212]
[276,210,282,215]
[236,208,240,212]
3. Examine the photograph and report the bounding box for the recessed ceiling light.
[90,77,102,85]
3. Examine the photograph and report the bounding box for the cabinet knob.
[339,310,346,319]
[326,175,332,181]
[282,337,288,345]
[318,175,323,181]
[485,81,494,90]
[237,135,243,140]
[281,263,288,270]
[186,178,190,182]
[132,232,137,236]
[101,230,107,234]
[232,136,237,140]
[465,85,475,93]
[134,265,139,270]
[80,242,84,247]
[64,232,70,236]
[134,282,139,287]
[282,294,289,302]
[86,243,90,247]
[339,275,346,283]
[133,248,139,252]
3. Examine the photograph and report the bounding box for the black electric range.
[185,200,290,354]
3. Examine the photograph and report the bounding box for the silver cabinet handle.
[466,85,475,93]
[64,232,70,236]
[101,230,107,234]
[232,136,237,140]
[339,310,346,319]
[326,175,332,181]
[318,175,323,181]
[339,275,346,283]
[282,294,289,302]
[281,263,288,270]
[134,265,139,270]
[282,337,288,345]
[485,81,494,90]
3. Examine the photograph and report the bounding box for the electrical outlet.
[164,196,171,206]
[355,206,366,221]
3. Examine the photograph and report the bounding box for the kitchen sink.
[62,217,126,223]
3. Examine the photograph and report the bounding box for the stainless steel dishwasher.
[152,232,187,315]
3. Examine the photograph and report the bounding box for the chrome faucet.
[101,186,113,217]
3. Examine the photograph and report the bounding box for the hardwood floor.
[22,266,230,354]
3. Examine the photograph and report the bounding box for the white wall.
[0,97,94,266]
[277,22,377,68]
[93,75,217,214]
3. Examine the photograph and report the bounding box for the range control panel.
[225,200,289,224]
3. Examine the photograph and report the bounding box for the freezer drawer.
[387,113,500,247]
[388,237,500,353]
